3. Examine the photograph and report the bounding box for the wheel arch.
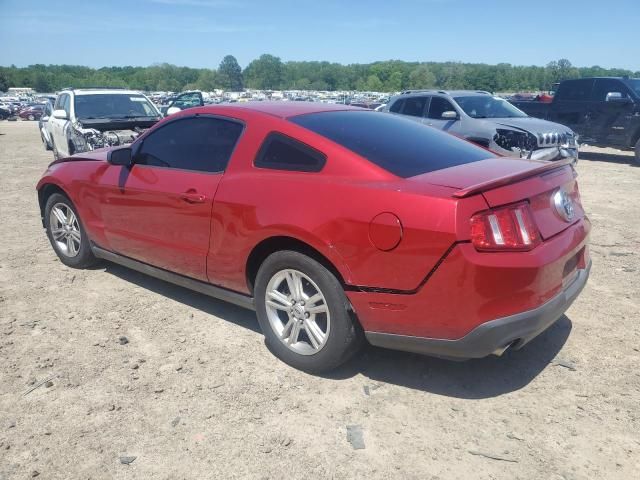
[37,183,70,226]
[245,236,350,295]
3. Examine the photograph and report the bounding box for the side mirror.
[108,147,132,166]
[605,92,631,103]
[52,109,68,119]
[166,106,181,116]
[441,110,458,120]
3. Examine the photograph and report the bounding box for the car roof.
[70,89,147,96]
[398,90,492,98]
[218,101,363,118]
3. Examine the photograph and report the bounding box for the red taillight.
[470,202,541,251]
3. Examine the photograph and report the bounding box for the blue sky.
[1,0,638,70]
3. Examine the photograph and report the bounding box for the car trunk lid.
[410,157,583,240]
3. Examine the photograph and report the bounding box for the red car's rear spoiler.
[452,158,575,198]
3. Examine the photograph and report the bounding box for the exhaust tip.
[492,340,519,357]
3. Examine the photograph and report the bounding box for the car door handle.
[180,190,207,204]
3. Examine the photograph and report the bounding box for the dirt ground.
[0,120,639,480]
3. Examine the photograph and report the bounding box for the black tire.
[254,250,363,372]
[634,138,640,166]
[44,193,98,269]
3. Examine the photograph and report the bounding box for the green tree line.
[1,55,637,94]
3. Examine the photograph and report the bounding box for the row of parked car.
[0,99,54,121]
[31,76,640,166]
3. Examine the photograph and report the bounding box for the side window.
[54,94,66,111]
[135,116,243,172]
[428,97,456,119]
[401,96,428,117]
[61,95,71,115]
[389,99,405,113]
[255,133,326,172]
[592,79,629,101]
[555,79,595,101]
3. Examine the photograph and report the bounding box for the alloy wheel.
[49,202,81,257]
[264,269,331,355]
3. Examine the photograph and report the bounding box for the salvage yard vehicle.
[36,102,591,372]
[18,103,46,120]
[160,90,204,116]
[384,90,579,163]
[0,104,11,120]
[48,88,161,159]
[510,77,640,164]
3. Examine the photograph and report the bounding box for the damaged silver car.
[384,90,578,162]
[48,88,161,159]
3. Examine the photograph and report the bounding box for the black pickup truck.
[511,77,640,164]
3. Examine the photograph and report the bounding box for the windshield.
[74,94,160,120]
[623,79,640,97]
[454,96,528,119]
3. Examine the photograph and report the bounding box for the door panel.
[98,165,220,281]
[95,115,244,281]
[588,79,635,146]
[550,79,595,140]
[52,94,70,156]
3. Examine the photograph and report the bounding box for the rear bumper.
[365,261,590,359]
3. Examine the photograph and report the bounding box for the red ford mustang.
[36,102,591,372]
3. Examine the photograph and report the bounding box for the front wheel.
[44,193,98,269]
[254,251,363,372]
[634,138,640,166]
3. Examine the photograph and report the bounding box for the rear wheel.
[44,193,98,269]
[28,114,35,121]
[254,251,362,372]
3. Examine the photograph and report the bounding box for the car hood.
[49,147,111,167]
[478,116,573,135]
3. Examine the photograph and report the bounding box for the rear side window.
[291,110,493,178]
[255,133,326,172]
[555,79,595,101]
[135,116,243,172]
[402,96,428,117]
[389,98,405,113]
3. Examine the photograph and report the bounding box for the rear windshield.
[290,110,493,177]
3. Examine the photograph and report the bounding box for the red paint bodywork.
[37,102,590,341]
